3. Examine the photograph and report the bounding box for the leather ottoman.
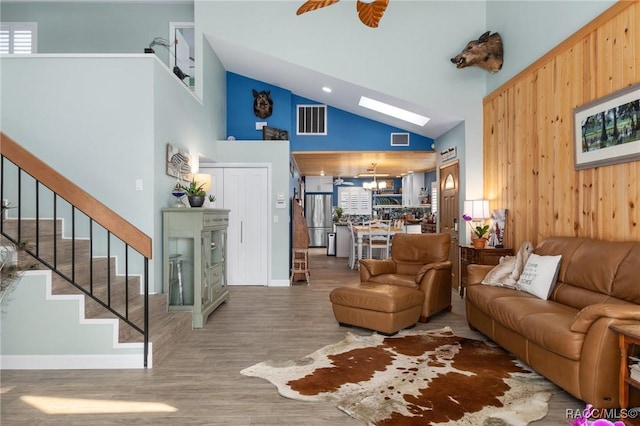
[329,284,425,335]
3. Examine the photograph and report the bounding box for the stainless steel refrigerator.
[305,193,333,247]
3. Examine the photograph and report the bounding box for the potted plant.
[181,178,207,207]
[462,213,490,248]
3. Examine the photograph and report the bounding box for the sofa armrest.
[359,258,397,282]
[571,304,640,333]
[467,264,495,287]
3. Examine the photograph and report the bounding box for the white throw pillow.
[516,253,562,299]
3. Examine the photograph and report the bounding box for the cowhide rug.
[240,327,557,426]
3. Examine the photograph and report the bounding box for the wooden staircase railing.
[0,132,152,367]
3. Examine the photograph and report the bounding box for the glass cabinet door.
[202,230,214,308]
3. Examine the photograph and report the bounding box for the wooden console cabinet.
[459,245,513,297]
[610,324,640,425]
[162,208,230,328]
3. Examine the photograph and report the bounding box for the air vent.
[390,133,409,146]
[297,105,327,135]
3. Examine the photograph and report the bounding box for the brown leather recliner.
[359,233,452,322]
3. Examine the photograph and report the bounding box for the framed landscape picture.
[574,83,640,170]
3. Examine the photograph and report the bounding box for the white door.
[223,168,269,286]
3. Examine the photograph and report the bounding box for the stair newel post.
[144,257,149,368]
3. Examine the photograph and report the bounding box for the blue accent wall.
[227,73,292,140]
[226,72,434,153]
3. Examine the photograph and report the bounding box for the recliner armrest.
[571,303,640,333]
[359,258,397,282]
[416,261,452,284]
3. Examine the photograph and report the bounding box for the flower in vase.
[462,213,489,239]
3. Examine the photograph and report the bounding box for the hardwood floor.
[1,248,581,425]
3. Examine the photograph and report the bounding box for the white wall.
[1,55,156,231]
[486,0,616,93]
[152,41,227,291]
[0,54,223,292]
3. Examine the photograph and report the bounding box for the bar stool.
[290,248,311,286]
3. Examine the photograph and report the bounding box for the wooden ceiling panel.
[291,151,436,178]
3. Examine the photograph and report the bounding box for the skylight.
[358,96,430,126]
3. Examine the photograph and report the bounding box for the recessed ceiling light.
[322,86,332,93]
[358,96,430,126]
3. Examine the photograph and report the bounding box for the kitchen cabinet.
[401,172,425,207]
[305,176,334,192]
[404,223,422,234]
[335,224,351,258]
[163,208,230,328]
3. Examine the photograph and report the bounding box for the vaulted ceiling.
[207,34,460,177]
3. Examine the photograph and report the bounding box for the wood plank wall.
[483,0,640,249]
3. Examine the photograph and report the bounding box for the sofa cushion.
[390,233,450,265]
[516,254,562,299]
[330,283,424,313]
[466,285,585,360]
[515,305,584,360]
[536,237,640,306]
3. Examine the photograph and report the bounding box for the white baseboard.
[269,279,290,287]
[1,348,153,369]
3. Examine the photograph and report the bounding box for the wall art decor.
[574,82,640,170]
[166,143,192,181]
[262,126,289,140]
[488,209,507,248]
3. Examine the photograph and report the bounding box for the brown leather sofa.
[359,233,452,322]
[466,237,640,408]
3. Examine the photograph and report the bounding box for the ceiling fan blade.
[296,0,341,16]
[356,0,388,28]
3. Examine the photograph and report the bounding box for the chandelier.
[362,163,387,192]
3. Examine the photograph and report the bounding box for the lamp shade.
[464,199,491,220]
[193,173,212,193]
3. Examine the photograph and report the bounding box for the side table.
[458,245,513,297]
[610,324,640,425]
